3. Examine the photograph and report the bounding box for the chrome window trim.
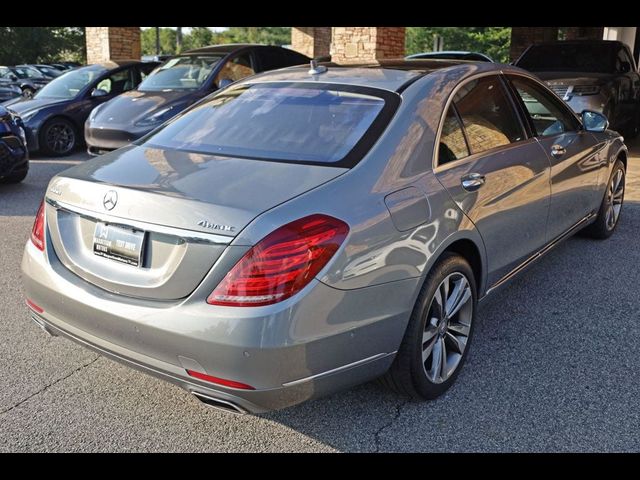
[45,198,233,245]
[432,69,583,173]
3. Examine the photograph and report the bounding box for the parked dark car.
[0,79,23,103]
[85,44,311,154]
[31,64,64,79]
[0,65,50,98]
[515,40,640,137]
[0,105,28,183]
[4,60,159,156]
[406,51,494,62]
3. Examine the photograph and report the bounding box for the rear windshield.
[140,82,398,166]
[516,44,617,73]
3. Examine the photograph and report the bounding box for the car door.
[434,74,551,287]
[505,74,605,243]
[73,67,139,124]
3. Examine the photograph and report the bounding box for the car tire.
[0,167,28,184]
[381,252,477,400]
[21,87,35,99]
[39,117,77,157]
[583,159,625,240]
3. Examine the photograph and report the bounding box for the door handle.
[461,173,486,191]
[550,144,566,158]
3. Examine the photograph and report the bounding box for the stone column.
[86,27,141,64]
[291,27,332,59]
[509,27,559,61]
[331,27,405,64]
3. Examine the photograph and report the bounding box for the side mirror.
[620,61,631,73]
[217,78,233,89]
[9,74,18,81]
[582,110,609,132]
[91,88,109,98]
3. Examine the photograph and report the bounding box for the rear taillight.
[207,214,349,307]
[30,200,45,251]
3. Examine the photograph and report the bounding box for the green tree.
[141,27,177,55]
[217,27,291,46]
[0,27,85,64]
[182,27,215,51]
[406,27,512,63]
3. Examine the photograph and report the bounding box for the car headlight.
[573,85,601,96]
[134,106,174,127]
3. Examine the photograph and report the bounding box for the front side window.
[137,55,223,91]
[508,76,580,137]
[140,82,393,166]
[35,65,108,99]
[215,53,256,86]
[453,76,524,155]
[12,66,45,79]
[95,69,135,96]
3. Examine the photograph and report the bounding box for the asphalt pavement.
[1,147,639,452]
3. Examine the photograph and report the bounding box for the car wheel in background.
[39,117,77,157]
[381,252,477,400]
[583,159,626,239]
[21,87,35,99]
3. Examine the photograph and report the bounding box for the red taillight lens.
[186,369,255,390]
[207,214,349,307]
[30,200,45,251]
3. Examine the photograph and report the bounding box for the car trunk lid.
[45,145,346,300]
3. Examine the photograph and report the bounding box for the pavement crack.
[373,398,408,452]
[0,356,99,416]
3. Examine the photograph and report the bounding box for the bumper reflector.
[186,369,255,390]
[26,298,44,314]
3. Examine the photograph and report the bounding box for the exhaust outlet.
[191,391,247,415]
[30,315,58,337]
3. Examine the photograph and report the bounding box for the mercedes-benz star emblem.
[103,190,118,211]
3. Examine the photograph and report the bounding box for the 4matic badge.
[197,220,235,233]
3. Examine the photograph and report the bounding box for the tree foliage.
[406,27,512,63]
[141,27,291,55]
[0,27,85,65]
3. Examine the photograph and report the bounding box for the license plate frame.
[92,222,145,267]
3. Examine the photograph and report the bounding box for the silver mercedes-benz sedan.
[22,60,627,414]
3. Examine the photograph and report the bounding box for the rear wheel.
[381,253,477,399]
[39,117,77,157]
[583,159,625,239]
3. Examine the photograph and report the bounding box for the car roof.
[529,39,625,48]
[182,43,273,55]
[245,58,506,92]
[89,60,142,70]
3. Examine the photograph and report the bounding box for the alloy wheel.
[605,168,625,231]
[46,123,75,155]
[422,272,473,384]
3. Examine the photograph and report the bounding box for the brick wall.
[86,27,141,64]
[565,27,604,40]
[331,27,405,64]
[291,27,331,59]
[509,27,559,61]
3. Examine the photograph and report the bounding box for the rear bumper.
[21,237,417,413]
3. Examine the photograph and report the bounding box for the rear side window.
[439,107,470,165]
[141,82,398,167]
[453,76,524,155]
